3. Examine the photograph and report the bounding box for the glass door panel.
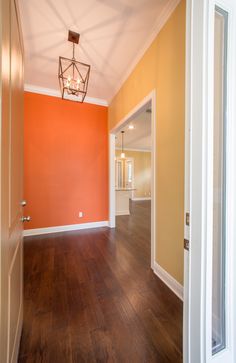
[212,6,228,355]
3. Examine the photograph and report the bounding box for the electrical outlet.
[79,211,83,218]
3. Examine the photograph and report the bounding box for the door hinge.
[186,212,190,226]
[184,239,189,251]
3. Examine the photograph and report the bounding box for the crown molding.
[24,84,108,107]
[108,0,181,104]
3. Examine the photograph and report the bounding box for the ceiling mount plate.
[68,30,80,44]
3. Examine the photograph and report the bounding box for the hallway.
[18,201,183,363]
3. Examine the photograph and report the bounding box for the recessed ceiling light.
[128,124,134,130]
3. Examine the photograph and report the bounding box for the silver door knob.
[21,216,31,222]
[21,200,27,207]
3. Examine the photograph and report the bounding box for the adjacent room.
[115,104,152,216]
[113,101,154,276]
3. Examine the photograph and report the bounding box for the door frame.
[109,90,156,270]
[184,0,236,362]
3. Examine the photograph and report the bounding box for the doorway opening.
[109,90,156,269]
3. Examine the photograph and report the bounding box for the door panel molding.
[0,0,24,362]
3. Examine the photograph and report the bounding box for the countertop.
[115,188,136,191]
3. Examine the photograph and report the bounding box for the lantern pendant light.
[58,30,90,102]
[121,131,125,159]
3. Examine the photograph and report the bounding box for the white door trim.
[109,134,116,228]
[183,0,192,360]
[109,90,156,270]
[185,0,236,362]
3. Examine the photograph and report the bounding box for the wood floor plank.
[18,200,183,362]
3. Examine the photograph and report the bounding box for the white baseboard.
[115,210,130,216]
[153,261,183,301]
[24,221,109,237]
[109,220,116,228]
[131,197,151,201]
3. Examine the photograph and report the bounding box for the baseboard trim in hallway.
[23,220,109,237]
[153,261,184,301]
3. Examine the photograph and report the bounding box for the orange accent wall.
[24,92,108,229]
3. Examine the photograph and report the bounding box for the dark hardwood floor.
[18,200,183,363]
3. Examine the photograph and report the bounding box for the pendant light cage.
[58,31,91,103]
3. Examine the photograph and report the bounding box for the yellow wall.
[109,0,185,284]
[115,150,151,198]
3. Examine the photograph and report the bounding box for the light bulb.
[121,152,125,159]
[76,79,81,90]
[66,75,71,88]
[128,124,134,130]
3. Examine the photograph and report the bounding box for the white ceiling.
[19,0,179,103]
[115,105,151,150]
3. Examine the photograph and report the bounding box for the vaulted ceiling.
[19,0,179,103]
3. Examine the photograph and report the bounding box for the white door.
[0,0,25,362]
[184,0,236,362]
